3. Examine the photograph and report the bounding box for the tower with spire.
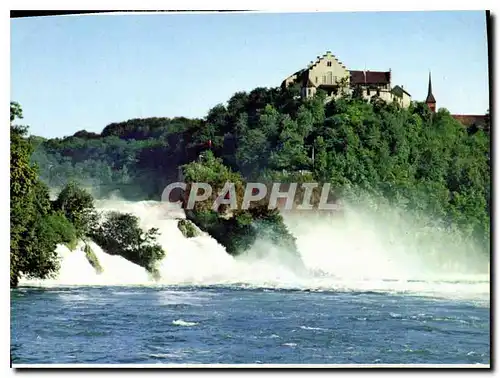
[425,71,436,113]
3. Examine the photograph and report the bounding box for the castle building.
[281,51,412,107]
[281,51,350,99]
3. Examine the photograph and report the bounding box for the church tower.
[425,71,436,113]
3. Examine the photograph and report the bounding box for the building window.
[322,76,326,84]
[315,76,318,84]
[376,89,380,96]
[367,88,371,96]
[327,61,332,67]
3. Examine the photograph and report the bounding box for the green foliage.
[10,103,62,287]
[84,243,103,274]
[181,153,302,266]
[182,150,245,214]
[53,182,97,237]
[17,213,61,283]
[10,178,70,286]
[177,219,200,238]
[10,102,23,122]
[11,103,108,287]
[90,212,166,274]
[29,83,490,257]
[45,212,78,250]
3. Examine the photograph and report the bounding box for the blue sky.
[11,11,489,138]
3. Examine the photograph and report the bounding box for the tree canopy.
[25,84,491,261]
[10,102,167,287]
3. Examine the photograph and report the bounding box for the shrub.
[177,219,200,238]
[90,211,166,273]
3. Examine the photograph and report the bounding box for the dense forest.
[10,83,489,287]
[30,84,491,253]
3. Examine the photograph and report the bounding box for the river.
[11,199,490,366]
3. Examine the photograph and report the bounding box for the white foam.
[19,240,152,287]
[300,326,327,331]
[19,198,490,304]
[172,319,198,327]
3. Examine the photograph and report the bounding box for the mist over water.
[19,197,490,304]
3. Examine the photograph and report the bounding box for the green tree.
[54,182,97,237]
[270,115,309,171]
[28,81,490,260]
[91,212,165,275]
[10,102,76,287]
[181,151,303,271]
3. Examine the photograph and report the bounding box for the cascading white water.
[19,240,152,287]
[19,198,490,302]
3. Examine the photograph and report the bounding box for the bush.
[177,219,200,238]
[90,211,166,273]
[45,212,78,249]
[15,214,62,283]
[53,182,97,237]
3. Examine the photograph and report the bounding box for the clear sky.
[11,11,489,138]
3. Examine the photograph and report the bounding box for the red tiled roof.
[350,70,391,85]
[452,114,488,127]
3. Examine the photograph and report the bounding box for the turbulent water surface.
[11,285,490,365]
[11,200,490,365]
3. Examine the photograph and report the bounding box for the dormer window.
[327,61,332,67]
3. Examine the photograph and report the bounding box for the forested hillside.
[30,85,491,250]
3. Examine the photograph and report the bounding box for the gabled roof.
[350,70,391,85]
[392,85,411,97]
